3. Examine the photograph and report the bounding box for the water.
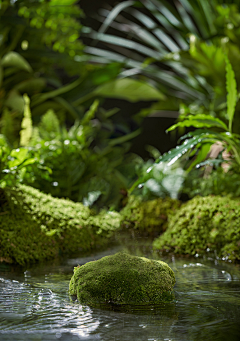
[0,242,240,341]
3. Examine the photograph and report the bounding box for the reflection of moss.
[120,196,181,237]
[0,185,121,265]
[153,196,240,261]
[69,252,175,307]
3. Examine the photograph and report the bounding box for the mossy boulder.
[0,185,121,265]
[69,252,175,307]
[153,195,240,261]
[120,195,181,237]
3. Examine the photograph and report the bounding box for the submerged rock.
[69,252,175,306]
[153,195,240,261]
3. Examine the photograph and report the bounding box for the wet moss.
[0,185,121,265]
[120,196,181,237]
[69,252,175,306]
[153,195,240,261]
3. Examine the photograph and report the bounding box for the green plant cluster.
[16,105,139,210]
[69,252,175,306]
[183,167,240,198]
[0,184,121,265]
[120,195,181,237]
[153,195,240,261]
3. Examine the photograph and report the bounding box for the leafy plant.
[84,0,240,123]
[20,101,140,210]
[0,137,36,188]
[129,55,240,195]
[129,157,185,200]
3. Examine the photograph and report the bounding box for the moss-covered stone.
[120,196,181,237]
[0,185,121,265]
[153,195,240,261]
[69,252,175,306]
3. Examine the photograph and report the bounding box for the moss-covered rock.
[153,195,240,261]
[0,185,121,265]
[69,252,175,306]
[120,196,181,237]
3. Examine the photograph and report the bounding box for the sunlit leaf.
[20,94,33,147]
[168,114,228,131]
[187,142,212,171]
[1,52,32,72]
[94,78,165,102]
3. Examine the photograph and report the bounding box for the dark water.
[0,243,240,341]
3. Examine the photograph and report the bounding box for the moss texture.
[153,195,240,261]
[0,185,121,265]
[69,252,175,306]
[120,196,181,237]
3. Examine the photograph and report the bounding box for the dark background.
[79,0,180,159]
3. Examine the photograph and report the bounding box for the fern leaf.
[20,94,33,147]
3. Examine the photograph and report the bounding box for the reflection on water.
[0,243,240,341]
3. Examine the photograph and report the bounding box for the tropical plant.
[129,55,239,195]
[0,0,165,148]
[128,146,185,200]
[84,0,240,122]
[17,100,140,210]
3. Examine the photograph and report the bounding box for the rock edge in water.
[69,252,175,306]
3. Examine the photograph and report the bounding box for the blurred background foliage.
[2,0,240,210]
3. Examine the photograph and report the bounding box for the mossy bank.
[120,196,181,237]
[69,252,175,307]
[0,185,121,265]
[153,195,240,261]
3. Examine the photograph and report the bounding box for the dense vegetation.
[1,0,240,264]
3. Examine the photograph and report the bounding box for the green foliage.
[21,105,140,210]
[0,135,36,188]
[132,56,240,190]
[183,167,240,198]
[0,184,121,265]
[120,195,181,237]
[153,195,240,261]
[129,157,186,200]
[69,252,175,306]
[86,0,240,124]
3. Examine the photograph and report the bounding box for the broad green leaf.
[225,56,237,133]
[187,142,212,171]
[157,132,217,166]
[94,78,165,102]
[9,148,29,168]
[20,94,33,147]
[1,52,32,72]
[4,90,24,112]
[168,114,228,131]
[14,78,46,94]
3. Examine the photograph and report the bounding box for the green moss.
[0,185,121,265]
[153,195,240,261]
[120,196,181,237]
[69,252,175,306]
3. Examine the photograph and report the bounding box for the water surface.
[0,243,240,341]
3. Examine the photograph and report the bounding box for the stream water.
[0,241,240,341]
